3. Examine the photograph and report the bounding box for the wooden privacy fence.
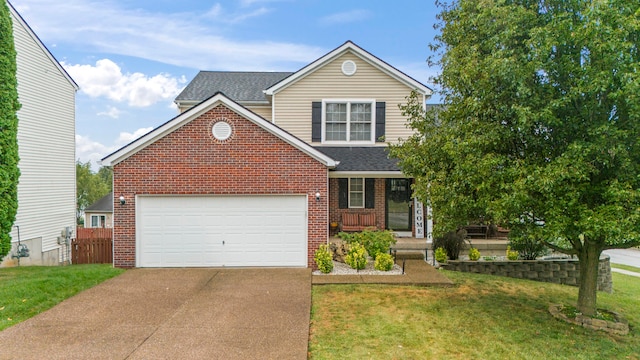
[72,228,113,264]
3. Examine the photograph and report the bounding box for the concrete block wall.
[442,256,612,293]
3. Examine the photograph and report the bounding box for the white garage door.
[137,195,307,267]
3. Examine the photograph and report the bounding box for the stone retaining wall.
[441,256,612,293]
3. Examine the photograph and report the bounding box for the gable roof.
[175,71,292,106]
[85,192,113,213]
[7,1,78,90]
[264,41,432,97]
[101,92,339,168]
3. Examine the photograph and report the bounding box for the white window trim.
[321,99,376,144]
[90,215,106,228]
[348,178,365,208]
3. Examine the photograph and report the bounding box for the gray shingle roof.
[313,147,400,172]
[85,192,113,212]
[175,71,293,103]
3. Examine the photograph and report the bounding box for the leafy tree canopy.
[76,161,112,225]
[391,0,640,316]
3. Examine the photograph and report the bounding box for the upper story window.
[322,99,375,143]
[312,100,385,144]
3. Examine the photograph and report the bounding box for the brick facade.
[328,178,386,235]
[112,104,328,268]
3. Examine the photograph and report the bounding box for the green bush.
[374,253,394,271]
[508,229,548,260]
[506,246,519,260]
[337,229,396,260]
[314,244,334,274]
[345,243,367,270]
[468,247,481,261]
[0,1,21,262]
[435,247,448,263]
[432,229,467,260]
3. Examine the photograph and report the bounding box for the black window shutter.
[338,178,348,209]
[375,102,386,142]
[312,102,322,142]
[365,178,375,208]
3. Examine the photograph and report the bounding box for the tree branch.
[603,240,640,251]
[543,241,578,255]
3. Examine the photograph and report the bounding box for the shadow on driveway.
[0,268,311,360]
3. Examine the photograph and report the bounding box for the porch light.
[315,192,321,202]
[119,194,126,205]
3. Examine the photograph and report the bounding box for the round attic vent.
[212,121,232,141]
[341,60,357,76]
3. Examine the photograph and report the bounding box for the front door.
[385,179,412,231]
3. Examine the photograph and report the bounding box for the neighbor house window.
[91,215,106,228]
[349,178,364,208]
[323,100,375,143]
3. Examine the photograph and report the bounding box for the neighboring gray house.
[84,192,113,228]
[1,1,78,266]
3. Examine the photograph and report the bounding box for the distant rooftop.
[85,192,113,212]
[175,71,293,104]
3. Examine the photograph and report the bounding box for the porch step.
[395,237,510,257]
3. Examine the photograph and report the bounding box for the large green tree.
[391,0,640,316]
[76,161,111,225]
[0,1,21,261]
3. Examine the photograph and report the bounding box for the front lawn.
[310,271,640,359]
[0,264,124,331]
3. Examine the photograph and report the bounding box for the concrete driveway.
[0,268,311,360]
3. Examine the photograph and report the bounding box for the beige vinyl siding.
[10,10,76,262]
[84,212,113,228]
[245,105,272,121]
[273,52,419,144]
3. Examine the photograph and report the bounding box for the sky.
[10,0,443,170]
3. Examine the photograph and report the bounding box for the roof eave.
[328,171,408,178]
[8,2,79,91]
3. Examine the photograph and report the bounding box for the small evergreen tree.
[0,1,21,261]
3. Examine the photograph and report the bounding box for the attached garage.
[103,94,336,268]
[136,195,308,267]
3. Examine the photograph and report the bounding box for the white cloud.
[320,9,372,25]
[76,127,154,170]
[97,106,122,119]
[63,59,185,107]
[12,0,325,70]
[76,134,113,170]
[115,127,154,146]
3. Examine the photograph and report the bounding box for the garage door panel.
[137,196,307,267]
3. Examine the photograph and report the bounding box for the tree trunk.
[576,240,602,317]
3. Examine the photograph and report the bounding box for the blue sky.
[10,0,442,170]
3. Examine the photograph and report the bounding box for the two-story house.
[102,41,432,268]
[1,1,78,267]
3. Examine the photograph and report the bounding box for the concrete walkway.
[0,268,311,360]
[611,268,640,278]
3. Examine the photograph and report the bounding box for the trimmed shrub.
[337,229,396,260]
[345,243,367,270]
[434,247,448,263]
[506,245,519,260]
[468,247,480,261]
[374,253,394,271]
[314,244,334,274]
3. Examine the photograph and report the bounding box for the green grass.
[610,263,640,273]
[0,264,124,331]
[310,271,640,360]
